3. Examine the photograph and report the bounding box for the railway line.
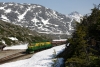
[0,50,33,64]
[0,49,43,64]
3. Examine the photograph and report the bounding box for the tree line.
[59,4,100,67]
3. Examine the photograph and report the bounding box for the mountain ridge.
[0,2,83,39]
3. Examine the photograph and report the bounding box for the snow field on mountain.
[0,2,83,35]
[0,44,65,67]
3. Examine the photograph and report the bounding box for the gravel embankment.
[0,50,33,64]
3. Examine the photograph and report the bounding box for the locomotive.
[26,39,67,53]
[26,42,52,53]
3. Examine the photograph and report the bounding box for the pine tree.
[65,4,100,67]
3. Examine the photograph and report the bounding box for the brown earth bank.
[0,49,33,64]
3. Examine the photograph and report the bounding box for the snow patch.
[41,19,49,25]
[1,40,6,45]
[5,9,11,13]
[0,7,4,10]
[8,3,13,6]
[8,37,18,41]
[3,43,28,50]
[53,39,67,41]
[37,6,41,7]
[31,17,39,22]
[1,15,10,22]
[68,19,75,30]
[1,15,8,20]
[18,7,31,22]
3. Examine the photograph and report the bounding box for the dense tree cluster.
[60,4,100,67]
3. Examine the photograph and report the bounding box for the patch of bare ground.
[0,50,33,64]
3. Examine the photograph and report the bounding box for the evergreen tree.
[64,4,100,67]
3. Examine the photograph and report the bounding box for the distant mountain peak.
[68,11,83,22]
[69,11,80,15]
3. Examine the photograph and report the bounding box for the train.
[26,42,52,53]
[26,39,67,53]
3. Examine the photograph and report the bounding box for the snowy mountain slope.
[0,2,82,37]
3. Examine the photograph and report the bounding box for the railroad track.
[0,51,27,64]
[0,48,51,64]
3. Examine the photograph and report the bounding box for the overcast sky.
[0,0,100,15]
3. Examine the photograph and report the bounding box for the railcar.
[26,42,52,53]
[26,39,67,53]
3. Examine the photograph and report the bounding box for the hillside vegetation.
[0,20,51,46]
[58,4,100,67]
